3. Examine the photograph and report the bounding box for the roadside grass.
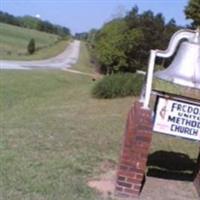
[72,42,94,73]
[0,70,133,200]
[0,44,199,200]
[0,22,69,60]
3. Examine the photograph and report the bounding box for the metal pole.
[143,50,156,109]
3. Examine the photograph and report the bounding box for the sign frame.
[153,94,200,141]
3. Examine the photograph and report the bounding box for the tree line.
[87,7,179,74]
[0,11,71,37]
[78,0,199,75]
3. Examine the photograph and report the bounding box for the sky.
[1,0,190,34]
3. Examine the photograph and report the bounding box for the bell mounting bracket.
[142,29,199,109]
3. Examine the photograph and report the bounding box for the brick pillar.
[194,149,200,196]
[115,101,153,199]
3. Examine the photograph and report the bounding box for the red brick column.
[115,101,153,199]
[194,149,200,196]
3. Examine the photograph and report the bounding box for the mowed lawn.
[0,23,68,60]
[0,45,199,200]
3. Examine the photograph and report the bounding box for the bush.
[27,38,35,54]
[92,73,144,99]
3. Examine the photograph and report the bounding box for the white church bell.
[155,29,200,89]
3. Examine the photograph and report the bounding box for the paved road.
[0,40,80,70]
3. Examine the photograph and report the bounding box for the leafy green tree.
[185,0,200,27]
[122,28,144,71]
[94,19,129,74]
[27,38,35,54]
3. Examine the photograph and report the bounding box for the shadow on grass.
[147,151,199,181]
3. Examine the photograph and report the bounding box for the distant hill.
[0,11,70,37]
[0,22,67,59]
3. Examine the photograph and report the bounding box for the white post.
[143,50,157,109]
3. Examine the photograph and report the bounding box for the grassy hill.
[0,22,69,60]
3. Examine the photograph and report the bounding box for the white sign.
[153,97,200,141]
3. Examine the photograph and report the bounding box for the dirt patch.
[87,162,199,200]
[88,169,116,199]
[88,161,116,199]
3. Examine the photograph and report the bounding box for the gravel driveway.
[0,40,80,70]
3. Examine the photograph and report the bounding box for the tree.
[27,38,35,54]
[185,0,200,27]
[94,19,130,74]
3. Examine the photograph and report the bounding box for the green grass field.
[0,23,69,60]
[0,43,199,200]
